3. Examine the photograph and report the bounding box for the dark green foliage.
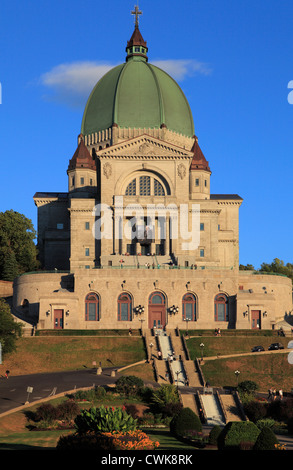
[34,403,58,423]
[243,400,267,423]
[33,400,80,424]
[115,375,144,397]
[217,421,260,450]
[253,427,279,450]
[287,417,293,435]
[0,298,22,356]
[259,258,293,282]
[57,433,112,450]
[74,405,137,434]
[237,380,258,395]
[0,210,38,280]
[266,397,293,422]
[208,425,222,445]
[170,407,202,437]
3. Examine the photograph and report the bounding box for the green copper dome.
[81,27,195,139]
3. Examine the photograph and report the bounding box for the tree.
[170,407,202,437]
[0,299,22,356]
[0,210,38,280]
[253,426,279,450]
[259,258,293,282]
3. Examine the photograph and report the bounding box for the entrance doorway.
[54,309,64,329]
[148,292,166,329]
[251,310,261,329]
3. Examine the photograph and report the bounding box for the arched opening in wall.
[214,293,229,322]
[22,299,30,312]
[182,293,197,321]
[118,292,132,321]
[148,291,166,329]
[85,292,100,321]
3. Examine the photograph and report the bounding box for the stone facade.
[12,22,293,332]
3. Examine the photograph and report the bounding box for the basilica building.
[13,12,292,332]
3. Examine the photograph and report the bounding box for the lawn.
[2,336,146,376]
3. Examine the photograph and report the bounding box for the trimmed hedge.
[170,407,202,437]
[217,421,260,450]
[253,427,279,450]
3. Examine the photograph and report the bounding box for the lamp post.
[169,305,179,314]
[149,342,154,361]
[235,370,240,387]
[200,342,204,362]
[176,370,180,390]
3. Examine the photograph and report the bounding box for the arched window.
[85,292,100,321]
[182,293,196,321]
[214,294,229,321]
[118,293,132,321]
[125,175,167,196]
[149,292,166,305]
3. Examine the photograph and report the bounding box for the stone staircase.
[220,393,245,422]
[180,392,199,416]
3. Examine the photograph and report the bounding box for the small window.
[71,177,75,186]
[85,292,99,321]
[218,225,221,231]
[205,180,207,187]
[118,293,132,321]
[85,265,90,269]
[214,294,229,321]
[195,179,199,186]
[90,178,93,186]
[57,223,63,230]
[125,178,136,196]
[139,176,151,196]
[200,223,204,231]
[182,293,197,321]
[154,179,165,196]
[200,249,204,257]
[85,248,90,256]
[85,222,90,230]
[80,177,84,185]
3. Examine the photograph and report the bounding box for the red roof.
[190,139,211,172]
[68,136,96,171]
[127,25,147,49]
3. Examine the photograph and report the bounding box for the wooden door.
[148,292,166,329]
[251,310,261,329]
[54,309,64,329]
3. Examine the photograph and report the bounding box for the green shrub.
[34,403,58,423]
[55,400,80,422]
[115,376,144,397]
[151,384,180,416]
[57,433,111,450]
[288,417,293,435]
[217,421,260,450]
[243,400,267,422]
[237,380,258,395]
[253,427,279,450]
[208,425,222,445]
[74,405,137,434]
[256,418,276,431]
[170,407,202,437]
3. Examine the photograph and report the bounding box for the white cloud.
[39,59,211,108]
[152,59,212,81]
[40,61,116,108]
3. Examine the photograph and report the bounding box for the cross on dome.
[131,5,142,27]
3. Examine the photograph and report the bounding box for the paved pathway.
[0,367,120,416]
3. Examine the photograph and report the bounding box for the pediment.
[96,134,193,160]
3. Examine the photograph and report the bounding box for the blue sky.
[0,0,292,269]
